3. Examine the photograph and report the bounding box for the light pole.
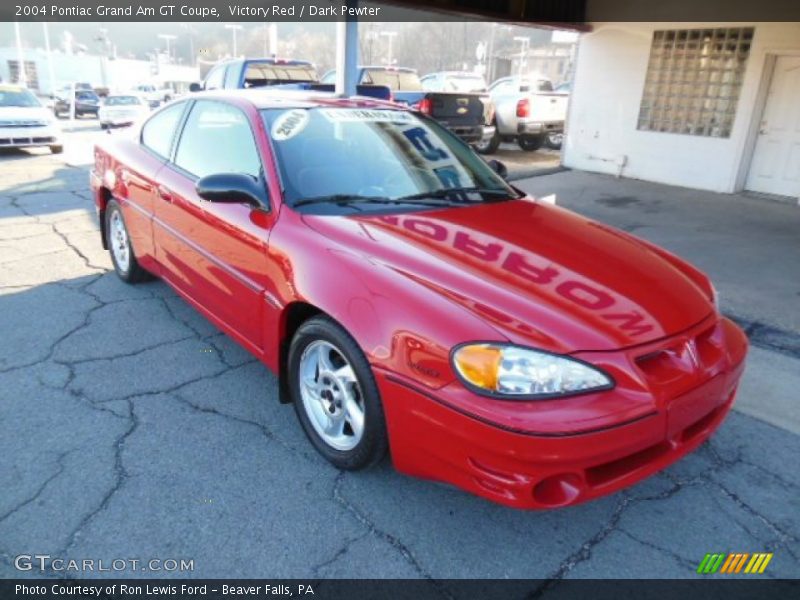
[514,36,530,79]
[225,24,243,58]
[379,30,397,66]
[42,23,56,94]
[180,24,196,66]
[269,23,278,58]
[158,34,177,64]
[14,22,27,86]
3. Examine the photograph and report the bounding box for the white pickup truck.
[476,75,568,154]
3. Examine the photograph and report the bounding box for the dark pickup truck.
[321,66,495,146]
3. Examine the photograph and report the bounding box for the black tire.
[545,132,563,150]
[49,145,63,154]
[105,199,152,284]
[474,126,501,155]
[518,135,545,152]
[100,123,108,130]
[288,316,388,471]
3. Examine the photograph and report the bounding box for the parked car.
[54,88,101,119]
[192,58,319,91]
[322,66,495,145]
[476,75,568,153]
[90,90,747,509]
[0,84,63,153]
[98,94,150,129]
[133,84,173,108]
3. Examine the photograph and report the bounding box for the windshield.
[364,70,422,91]
[244,62,318,87]
[0,88,41,108]
[262,107,516,213]
[76,91,99,101]
[105,96,141,106]
[445,75,487,93]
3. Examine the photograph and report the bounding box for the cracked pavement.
[1,138,798,586]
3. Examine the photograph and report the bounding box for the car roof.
[190,88,407,111]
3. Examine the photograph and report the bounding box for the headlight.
[451,343,613,399]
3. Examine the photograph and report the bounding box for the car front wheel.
[105,199,151,284]
[288,316,388,470]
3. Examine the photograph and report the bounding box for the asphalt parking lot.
[1,128,798,584]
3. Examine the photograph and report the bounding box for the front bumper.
[376,316,747,509]
[518,119,564,135]
[0,125,62,148]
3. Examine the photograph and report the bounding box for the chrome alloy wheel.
[109,210,130,273]
[298,340,366,451]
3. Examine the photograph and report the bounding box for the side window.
[204,65,226,90]
[173,101,261,180]
[140,102,186,158]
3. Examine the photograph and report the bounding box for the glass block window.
[637,27,754,138]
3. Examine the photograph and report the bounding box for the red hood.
[302,199,713,352]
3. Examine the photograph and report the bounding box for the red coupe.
[90,90,747,509]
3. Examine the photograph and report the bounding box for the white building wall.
[0,48,198,95]
[563,22,800,193]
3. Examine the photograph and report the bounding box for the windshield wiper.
[397,187,519,202]
[292,194,455,208]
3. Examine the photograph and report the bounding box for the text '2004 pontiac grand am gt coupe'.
[89,90,747,509]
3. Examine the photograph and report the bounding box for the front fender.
[269,210,506,391]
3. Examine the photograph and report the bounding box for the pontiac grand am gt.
[89,90,747,509]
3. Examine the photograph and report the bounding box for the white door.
[746,56,800,198]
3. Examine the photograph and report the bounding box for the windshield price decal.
[271,109,309,141]
[319,109,413,124]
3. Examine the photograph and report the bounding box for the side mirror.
[195,173,265,207]
[189,82,202,93]
[488,159,508,179]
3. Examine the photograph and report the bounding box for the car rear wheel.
[518,135,545,152]
[105,199,151,284]
[49,145,63,154]
[289,316,388,470]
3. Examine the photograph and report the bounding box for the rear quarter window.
[141,102,186,159]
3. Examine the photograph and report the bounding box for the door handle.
[157,186,173,203]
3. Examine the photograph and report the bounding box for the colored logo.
[697,552,773,574]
